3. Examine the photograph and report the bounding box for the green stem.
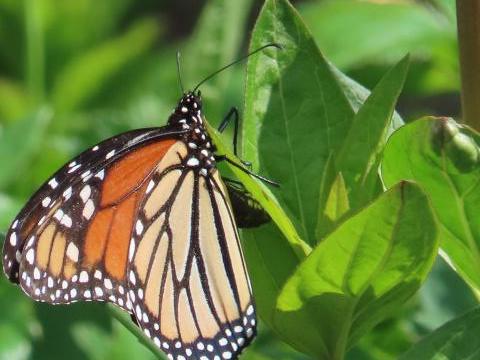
[107,305,166,359]
[456,0,480,131]
[25,0,45,105]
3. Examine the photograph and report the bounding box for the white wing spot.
[63,187,72,200]
[146,180,155,194]
[42,197,51,207]
[79,271,89,283]
[80,185,91,203]
[83,199,95,220]
[129,271,136,285]
[61,214,73,228]
[95,169,105,180]
[48,178,58,189]
[128,239,136,261]
[9,232,17,246]
[68,164,81,173]
[104,278,113,290]
[92,145,99,151]
[106,150,115,159]
[95,287,103,297]
[81,170,91,179]
[187,157,199,167]
[54,209,64,221]
[66,242,79,262]
[135,220,143,235]
[94,270,102,279]
[26,248,35,265]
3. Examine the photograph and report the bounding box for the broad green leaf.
[206,121,310,259]
[274,182,438,358]
[242,224,303,328]
[0,108,52,189]
[335,55,409,208]
[243,0,355,245]
[315,153,339,241]
[399,306,480,360]
[299,0,454,69]
[328,63,404,135]
[52,18,161,112]
[382,117,480,291]
[183,0,253,123]
[316,172,350,241]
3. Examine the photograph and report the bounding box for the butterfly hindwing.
[129,155,256,359]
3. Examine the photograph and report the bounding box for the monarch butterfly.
[2,45,279,359]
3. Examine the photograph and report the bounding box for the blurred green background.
[0,0,473,359]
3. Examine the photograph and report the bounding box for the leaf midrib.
[271,1,309,242]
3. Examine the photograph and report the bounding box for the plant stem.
[25,0,45,105]
[107,305,166,359]
[456,0,480,131]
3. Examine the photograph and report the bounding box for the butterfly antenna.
[176,50,185,94]
[193,43,282,92]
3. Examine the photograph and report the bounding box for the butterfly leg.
[217,107,252,168]
[215,155,279,187]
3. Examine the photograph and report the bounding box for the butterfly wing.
[128,147,256,359]
[2,127,180,310]
[3,124,257,358]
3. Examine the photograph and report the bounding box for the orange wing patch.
[101,140,176,206]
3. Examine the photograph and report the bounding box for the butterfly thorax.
[168,91,216,177]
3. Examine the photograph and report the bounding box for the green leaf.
[0,108,52,189]
[243,0,355,245]
[316,171,350,241]
[242,224,303,327]
[328,63,404,135]
[274,182,438,358]
[399,307,480,360]
[335,55,409,208]
[382,117,480,291]
[52,18,161,112]
[299,0,455,70]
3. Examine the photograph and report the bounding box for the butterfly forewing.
[3,128,178,310]
[2,128,172,284]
